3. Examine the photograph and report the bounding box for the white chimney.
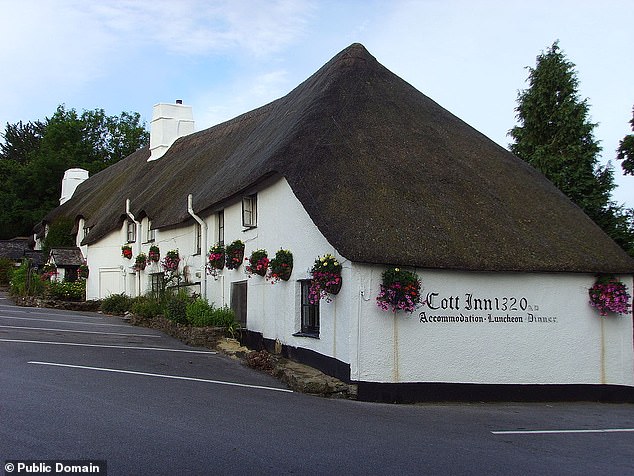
[60,168,89,205]
[148,99,195,161]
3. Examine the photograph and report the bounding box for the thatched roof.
[44,43,634,273]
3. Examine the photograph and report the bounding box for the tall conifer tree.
[509,41,633,255]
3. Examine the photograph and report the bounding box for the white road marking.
[491,428,634,435]
[0,324,160,338]
[28,361,293,394]
[0,306,103,319]
[0,338,216,354]
[0,315,131,328]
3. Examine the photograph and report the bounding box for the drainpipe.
[188,194,207,300]
[126,199,141,297]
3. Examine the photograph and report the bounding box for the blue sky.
[1,0,632,206]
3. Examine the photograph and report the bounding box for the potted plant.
[309,253,342,304]
[162,249,180,273]
[134,253,148,271]
[121,244,132,259]
[268,249,293,283]
[589,275,631,316]
[148,245,160,263]
[376,267,422,313]
[246,249,269,277]
[207,243,225,271]
[225,240,245,270]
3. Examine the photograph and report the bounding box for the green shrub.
[164,291,189,324]
[9,260,44,297]
[0,258,15,286]
[47,281,85,301]
[101,293,133,315]
[186,298,237,328]
[130,296,163,319]
[186,298,214,326]
[213,305,237,328]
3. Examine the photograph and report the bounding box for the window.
[299,280,319,337]
[83,226,91,240]
[194,222,201,255]
[126,220,136,243]
[217,211,224,245]
[147,220,155,242]
[150,273,165,299]
[242,194,257,228]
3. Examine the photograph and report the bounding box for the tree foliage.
[0,105,149,239]
[617,107,634,175]
[509,41,634,256]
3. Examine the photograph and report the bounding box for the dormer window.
[126,220,136,243]
[217,210,225,245]
[147,220,155,242]
[242,194,257,228]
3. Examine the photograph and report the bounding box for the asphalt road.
[1,291,634,475]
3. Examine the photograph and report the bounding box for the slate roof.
[50,247,84,267]
[0,239,31,260]
[43,43,634,273]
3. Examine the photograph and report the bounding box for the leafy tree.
[0,105,149,239]
[509,41,634,255]
[617,106,634,175]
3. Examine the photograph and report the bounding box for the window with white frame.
[126,220,136,243]
[146,220,155,242]
[242,194,257,228]
[217,210,224,245]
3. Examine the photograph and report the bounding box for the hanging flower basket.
[225,240,245,270]
[121,244,133,259]
[309,253,342,304]
[268,249,293,283]
[162,250,180,273]
[148,245,160,263]
[588,275,631,316]
[246,249,269,277]
[134,253,147,271]
[376,267,422,313]
[207,243,225,271]
[77,263,89,280]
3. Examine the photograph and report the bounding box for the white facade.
[75,176,634,392]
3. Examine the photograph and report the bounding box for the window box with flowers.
[162,250,180,273]
[268,249,293,283]
[121,244,133,259]
[588,275,631,317]
[207,243,225,271]
[148,245,160,263]
[376,267,422,313]
[246,249,269,277]
[309,254,342,304]
[225,240,245,270]
[134,253,148,272]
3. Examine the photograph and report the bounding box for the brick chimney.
[148,100,195,161]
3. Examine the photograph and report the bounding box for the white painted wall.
[351,265,634,387]
[78,176,634,389]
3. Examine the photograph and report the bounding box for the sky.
[1,0,632,206]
